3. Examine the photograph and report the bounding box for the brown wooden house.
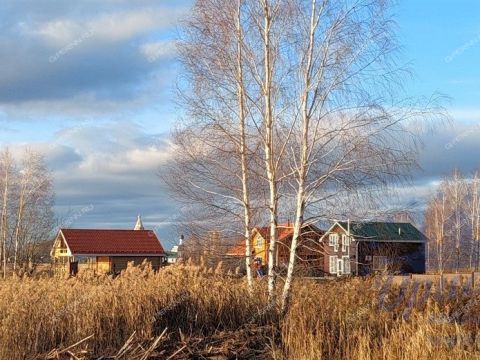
[51,216,166,275]
[320,221,426,276]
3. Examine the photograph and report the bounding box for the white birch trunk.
[261,0,278,302]
[236,0,253,290]
[1,155,10,278]
[280,0,318,314]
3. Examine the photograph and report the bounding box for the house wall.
[323,224,426,275]
[322,224,353,275]
[110,256,163,273]
[252,232,267,265]
[96,256,111,273]
[52,234,70,258]
[260,226,324,274]
[357,241,425,275]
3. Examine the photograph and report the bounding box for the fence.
[391,272,480,287]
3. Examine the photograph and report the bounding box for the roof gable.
[60,229,165,255]
[337,222,426,242]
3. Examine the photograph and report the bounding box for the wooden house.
[51,216,166,275]
[225,223,324,274]
[320,221,426,276]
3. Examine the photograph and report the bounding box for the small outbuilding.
[51,216,166,275]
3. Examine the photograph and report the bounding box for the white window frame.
[337,258,343,276]
[329,233,339,252]
[255,236,264,248]
[342,256,350,274]
[329,256,337,274]
[341,234,349,252]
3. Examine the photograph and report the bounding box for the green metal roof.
[165,251,178,258]
[337,222,426,242]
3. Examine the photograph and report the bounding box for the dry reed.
[0,262,479,359]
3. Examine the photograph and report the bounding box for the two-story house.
[320,221,426,276]
[225,223,324,273]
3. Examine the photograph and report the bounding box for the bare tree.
[173,0,444,311]
[169,0,268,289]
[425,189,448,279]
[0,149,14,278]
[259,0,280,303]
[425,170,480,274]
[467,170,480,270]
[444,169,467,272]
[13,149,53,269]
[0,148,54,275]
[261,0,442,313]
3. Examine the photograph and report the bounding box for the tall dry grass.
[0,262,479,359]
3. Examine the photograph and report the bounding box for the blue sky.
[0,0,479,249]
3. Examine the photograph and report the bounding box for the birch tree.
[259,0,279,303]
[467,170,480,269]
[425,189,448,280]
[274,0,441,312]
[0,148,54,275]
[12,149,53,269]
[174,0,444,310]
[444,169,467,272]
[170,0,264,289]
[0,149,14,278]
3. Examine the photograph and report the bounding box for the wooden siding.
[111,256,163,273]
[52,233,70,258]
[96,256,111,273]
[252,232,267,264]
[251,226,324,274]
[323,223,425,275]
[356,241,425,275]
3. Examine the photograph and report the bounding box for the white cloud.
[448,108,480,122]
[31,8,185,46]
[33,19,85,46]
[140,40,177,62]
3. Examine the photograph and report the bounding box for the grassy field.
[0,262,479,359]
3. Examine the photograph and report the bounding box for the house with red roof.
[225,223,324,274]
[51,216,166,275]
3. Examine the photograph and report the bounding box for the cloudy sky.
[0,0,479,249]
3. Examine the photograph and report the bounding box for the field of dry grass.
[0,261,479,359]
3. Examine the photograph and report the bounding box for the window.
[337,258,344,276]
[329,256,337,274]
[341,234,349,252]
[373,256,389,271]
[329,234,339,252]
[255,236,264,248]
[343,256,351,274]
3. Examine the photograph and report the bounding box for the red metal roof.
[61,229,165,255]
[225,238,246,256]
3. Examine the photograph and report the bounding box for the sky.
[0,0,479,249]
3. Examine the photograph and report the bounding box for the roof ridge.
[61,228,152,231]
